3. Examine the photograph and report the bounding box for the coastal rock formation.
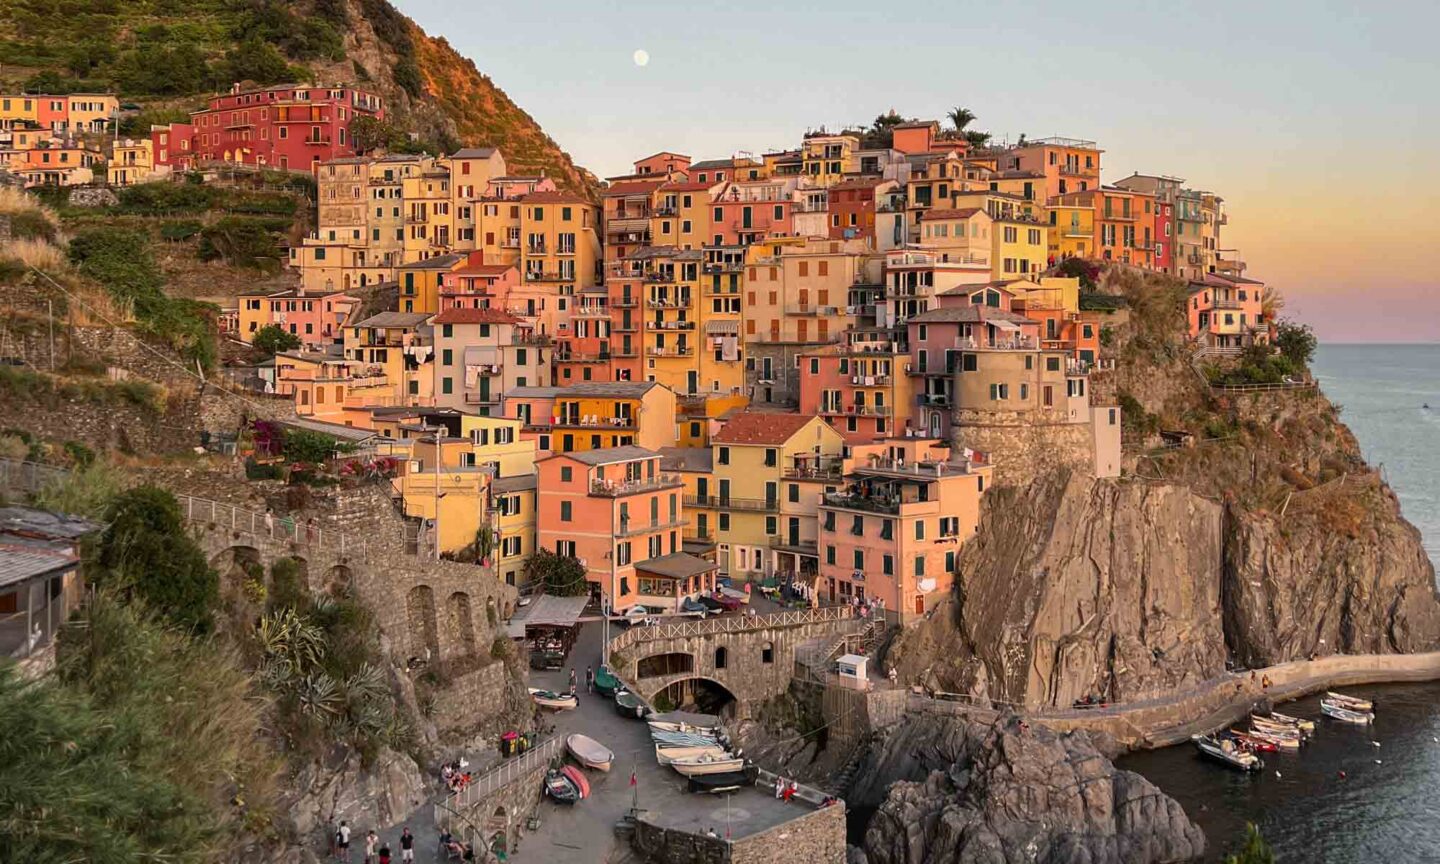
[850,713,1204,864]
[889,472,1227,707]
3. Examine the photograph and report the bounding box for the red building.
[826,176,898,244]
[1154,198,1174,274]
[150,122,197,170]
[185,84,383,172]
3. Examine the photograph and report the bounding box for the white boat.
[669,752,747,776]
[566,733,614,772]
[1250,716,1306,741]
[1321,699,1374,724]
[648,719,722,735]
[655,743,730,765]
[529,688,578,711]
[651,730,726,747]
[1268,711,1316,734]
[1245,726,1301,751]
[1192,734,1262,772]
[1325,691,1374,712]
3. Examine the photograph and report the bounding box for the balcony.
[684,495,778,512]
[552,413,633,428]
[917,393,951,407]
[644,271,675,283]
[647,297,691,309]
[573,306,610,318]
[511,333,552,346]
[953,336,1039,351]
[613,322,639,333]
[731,220,773,232]
[785,305,842,316]
[822,490,939,517]
[782,458,844,481]
[1212,297,1244,310]
[856,457,976,479]
[554,351,612,364]
[653,205,678,217]
[649,345,695,357]
[591,473,684,498]
[612,296,638,308]
[526,243,547,254]
[525,271,574,283]
[614,347,640,358]
[703,262,744,274]
[464,392,503,405]
[616,517,688,538]
[650,320,695,331]
[1059,164,1092,176]
[500,237,521,248]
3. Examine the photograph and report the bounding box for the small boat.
[1250,717,1306,742]
[561,764,590,799]
[697,594,726,611]
[1267,711,1316,734]
[615,690,651,719]
[1326,691,1374,712]
[652,730,727,747]
[544,769,580,804]
[1192,734,1262,772]
[593,665,621,697]
[1321,699,1374,725]
[681,596,710,617]
[648,718,722,735]
[686,765,759,794]
[1244,727,1301,751]
[622,605,655,626]
[1225,730,1278,753]
[566,733,615,772]
[655,743,730,765]
[529,688,578,711]
[669,752,747,776]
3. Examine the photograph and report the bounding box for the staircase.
[828,735,874,796]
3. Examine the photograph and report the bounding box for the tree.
[522,549,590,597]
[282,428,341,464]
[222,38,298,87]
[96,486,219,633]
[1260,284,1286,322]
[861,110,911,149]
[964,129,993,148]
[1224,824,1276,864]
[1274,319,1317,367]
[252,324,301,356]
[947,106,976,133]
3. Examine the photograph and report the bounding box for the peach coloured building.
[797,347,917,444]
[438,263,520,312]
[997,137,1103,200]
[710,179,796,246]
[1187,273,1268,349]
[431,307,551,414]
[905,301,1042,439]
[536,446,714,611]
[817,438,992,620]
[237,288,361,349]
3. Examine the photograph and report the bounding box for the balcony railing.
[554,352,612,364]
[953,336,1039,351]
[684,495,778,512]
[612,296,638,308]
[591,473,684,498]
[782,460,844,481]
[649,346,694,357]
[647,297,692,309]
[551,414,632,428]
[650,320,695,331]
[785,305,842,316]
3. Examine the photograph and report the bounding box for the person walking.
[334,820,351,862]
[264,508,275,538]
[585,665,595,694]
[569,667,578,692]
[363,830,377,864]
[399,826,414,863]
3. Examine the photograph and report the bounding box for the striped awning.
[705,320,740,335]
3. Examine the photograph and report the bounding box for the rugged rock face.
[276,746,428,845]
[890,472,1226,708]
[850,713,1204,864]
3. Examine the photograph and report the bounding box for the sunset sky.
[398,0,1439,343]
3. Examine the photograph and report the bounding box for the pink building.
[150,122,197,170]
[186,84,383,172]
[535,446,714,611]
[439,263,521,312]
[797,347,916,445]
[710,180,795,245]
[905,303,1041,438]
[239,288,361,349]
[1187,274,1268,349]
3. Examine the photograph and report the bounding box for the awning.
[503,593,589,637]
[989,319,1020,332]
[705,320,740,335]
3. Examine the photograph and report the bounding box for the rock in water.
[853,713,1205,864]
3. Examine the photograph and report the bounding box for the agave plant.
[296,672,342,720]
[256,609,325,683]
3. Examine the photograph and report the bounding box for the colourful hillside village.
[1,88,1274,621]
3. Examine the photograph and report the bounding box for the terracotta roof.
[939,279,1023,295]
[711,412,815,446]
[402,253,469,270]
[449,264,516,278]
[829,176,888,191]
[606,179,665,197]
[658,180,718,192]
[659,447,713,473]
[921,207,984,220]
[451,147,498,158]
[558,381,663,399]
[433,308,522,325]
[906,306,1035,325]
[636,551,716,580]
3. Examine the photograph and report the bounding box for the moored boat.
[648,718,722,735]
[529,688,578,711]
[655,743,730,765]
[652,731,727,748]
[594,665,621,697]
[669,752,747,776]
[1269,711,1316,733]
[1250,717,1306,743]
[566,733,615,772]
[544,769,580,804]
[1325,691,1374,712]
[561,764,590,799]
[614,690,650,719]
[1225,730,1278,753]
[1192,734,1262,772]
[1321,699,1374,724]
[1244,726,1301,751]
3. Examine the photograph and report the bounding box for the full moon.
[633,49,650,67]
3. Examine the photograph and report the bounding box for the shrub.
[1274,320,1316,368]
[267,558,310,613]
[244,457,283,481]
[252,324,301,356]
[282,429,341,465]
[116,181,213,215]
[198,216,285,270]
[97,486,219,633]
[522,549,590,597]
[159,219,204,241]
[33,458,125,520]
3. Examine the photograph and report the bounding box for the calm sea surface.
[1122,343,1440,862]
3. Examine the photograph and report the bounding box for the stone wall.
[950,407,1097,486]
[633,818,728,864]
[0,374,202,454]
[745,342,830,408]
[730,804,846,864]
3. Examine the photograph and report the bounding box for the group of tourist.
[440,760,473,793]
[330,823,417,864]
[773,776,801,802]
[438,830,477,861]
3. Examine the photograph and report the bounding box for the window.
[915,520,925,540]
[765,516,777,535]
[715,647,728,669]
[915,556,925,576]
[989,383,1009,400]
[719,513,730,531]
[826,545,836,565]
[560,466,573,482]
[882,554,894,575]
[441,377,453,394]
[557,540,576,557]
[617,541,631,566]
[560,501,572,522]
[761,642,774,664]
[442,348,453,366]
[764,448,777,467]
[851,515,864,537]
[718,446,730,465]
[853,549,864,570]
[788,484,800,503]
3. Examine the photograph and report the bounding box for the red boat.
[561,764,590,799]
[1226,729,1278,753]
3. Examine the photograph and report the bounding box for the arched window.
[761,641,774,664]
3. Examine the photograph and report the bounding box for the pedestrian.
[399,826,414,863]
[264,508,275,537]
[334,820,351,862]
[377,841,391,864]
[280,512,296,539]
[364,829,377,864]
[888,666,898,686]
[774,775,785,799]
[306,517,318,545]
[569,668,578,691]
[586,665,594,694]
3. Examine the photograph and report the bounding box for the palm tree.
[964,130,992,148]
[1261,285,1286,322]
[947,107,976,133]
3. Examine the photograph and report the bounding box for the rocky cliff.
[849,713,1204,864]
[890,269,1440,707]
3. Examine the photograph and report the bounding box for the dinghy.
[1192,734,1262,772]
[655,743,730,765]
[1244,726,1301,751]
[566,733,615,772]
[1321,699,1374,725]
[1268,711,1316,734]
[593,665,621,697]
[544,769,580,804]
[561,764,590,799]
[648,719,722,735]
[529,688,578,710]
[615,690,650,719]
[669,752,747,776]
[1325,691,1374,712]
[651,730,727,747]
[1225,730,1278,753]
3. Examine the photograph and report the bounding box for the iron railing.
[609,604,856,654]
[433,736,560,831]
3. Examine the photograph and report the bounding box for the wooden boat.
[544,769,580,804]
[1244,726,1301,751]
[593,665,621,697]
[669,752,747,776]
[1225,730,1278,753]
[651,729,727,746]
[1321,699,1374,725]
[566,734,615,772]
[655,743,730,765]
[648,719,722,735]
[614,690,650,719]
[686,765,759,794]
[529,688,578,711]
[1325,691,1374,712]
[1268,711,1316,734]
[1192,734,1262,772]
[561,764,590,799]
[1250,717,1305,741]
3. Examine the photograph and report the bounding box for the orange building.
[797,346,916,444]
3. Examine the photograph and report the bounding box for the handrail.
[434,736,560,827]
[609,605,857,654]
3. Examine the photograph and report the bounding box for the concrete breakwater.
[910,650,1440,750]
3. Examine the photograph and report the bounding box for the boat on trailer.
[529,688,578,711]
[655,743,731,765]
[669,752,747,776]
[614,690,650,719]
[1321,699,1374,725]
[687,765,759,794]
[544,769,580,804]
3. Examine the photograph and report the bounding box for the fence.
[432,736,559,831]
[608,605,857,654]
[0,459,68,495]
[1211,380,1317,393]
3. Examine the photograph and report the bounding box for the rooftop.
[636,552,717,581]
[0,543,76,589]
[556,381,664,399]
[658,447,713,473]
[0,506,102,543]
[432,308,523,325]
[353,311,431,328]
[451,147,498,159]
[906,306,1034,325]
[555,445,660,466]
[403,253,470,270]
[491,474,539,494]
[712,412,815,446]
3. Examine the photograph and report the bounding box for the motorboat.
[566,734,615,772]
[544,769,580,804]
[655,743,730,765]
[1224,730,1278,753]
[697,594,726,612]
[718,585,750,605]
[1321,699,1374,725]
[687,765,759,794]
[681,596,710,617]
[1192,734,1262,772]
[669,752,747,776]
[1244,726,1301,751]
[1326,691,1374,712]
[615,690,651,719]
[529,688,578,711]
[622,606,656,626]
[561,764,590,798]
[593,665,621,697]
[1265,711,1316,734]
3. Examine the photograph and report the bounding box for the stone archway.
[447,591,477,657]
[637,651,694,679]
[650,676,737,717]
[406,585,439,662]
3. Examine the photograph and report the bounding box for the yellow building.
[397,251,476,315]
[518,190,602,294]
[401,166,454,263]
[343,311,434,408]
[290,236,390,294]
[650,180,717,251]
[1047,198,1095,262]
[491,474,537,587]
[64,94,118,132]
[625,247,745,396]
[367,154,433,269]
[918,208,992,267]
[546,381,678,454]
[403,437,491,555]
[675,391,750,448]
[711,412,845,579]
[801,133,861,187]
[455,414,536,477]
[448,146,508,249]
[659,446,719,559]
[1006,276,1081,315]
[0,95,39,126]
[992,216,1048,279]
[742,237,867,345]
[107,138,156,186]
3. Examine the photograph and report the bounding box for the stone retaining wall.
[632,804,846,864]
[950,407,1097,485]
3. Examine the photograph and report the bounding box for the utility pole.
[433,423,443,561]
[46,300,54,371]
